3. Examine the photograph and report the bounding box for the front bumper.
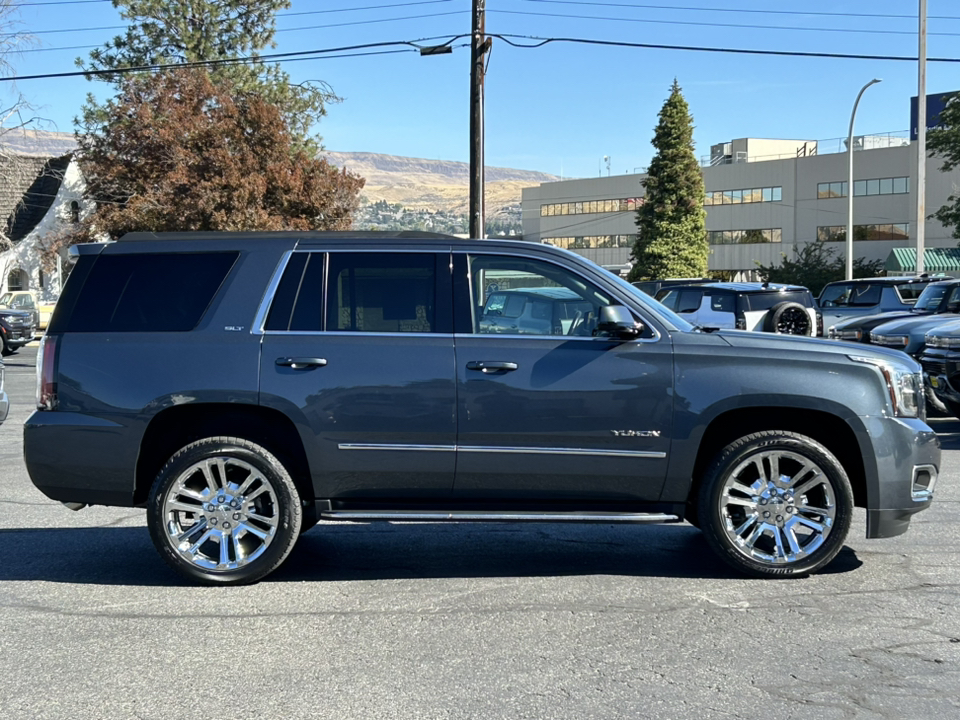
[3,324,36,348]
[860,415,939,538]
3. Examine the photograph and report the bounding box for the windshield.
[0,293,10,307]
[912,283,949,311]
[607,274,696,332]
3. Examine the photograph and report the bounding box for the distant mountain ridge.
[323,151,560,187]
[0,132,555,222]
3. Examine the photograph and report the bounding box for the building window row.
[817,177,909,199]
[817,223,909,242]
[541,235,634,249]
[540,198,643,217]
[708,228,783,245]
[703,186,782,206]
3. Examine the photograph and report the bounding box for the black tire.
[764,302,812,336]
[1,337,14,356]
[147,436,302,586]
[697,431,854,578]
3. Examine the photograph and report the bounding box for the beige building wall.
[521,139,960,278]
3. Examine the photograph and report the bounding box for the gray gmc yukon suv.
[25,232,939,585]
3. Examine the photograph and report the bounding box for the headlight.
[870,333,909,348]
[925,334,960,349]
[835,329,863,341]
[850,355,924,419]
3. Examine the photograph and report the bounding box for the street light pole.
[846,78,882,280]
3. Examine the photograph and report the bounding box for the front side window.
[820,283,853,307]
[849,284,881,307]
[467,254,613,336]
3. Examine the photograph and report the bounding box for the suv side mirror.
[596,305,643,340]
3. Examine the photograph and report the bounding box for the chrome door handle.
[466,361,518,373]
[276,357,327,369]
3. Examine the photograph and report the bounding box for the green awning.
[885,247,960,273]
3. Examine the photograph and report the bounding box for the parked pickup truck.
[24,232,940,585]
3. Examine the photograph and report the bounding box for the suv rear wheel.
[697,431,853,577]
[147,437,302,585]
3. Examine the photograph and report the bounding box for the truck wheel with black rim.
[697,430,853,578]
[147,437,302,585]
[764,302,812,335]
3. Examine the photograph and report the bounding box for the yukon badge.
[611,430,661,438]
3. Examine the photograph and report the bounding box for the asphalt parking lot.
[2,345,960,719]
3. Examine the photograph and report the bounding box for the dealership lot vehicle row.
[3,346,960,719]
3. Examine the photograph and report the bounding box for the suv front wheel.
[697,431,853,577]
[147,437,303,585]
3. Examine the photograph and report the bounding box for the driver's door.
[451,252,673,502]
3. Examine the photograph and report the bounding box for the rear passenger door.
[258,250,457,500]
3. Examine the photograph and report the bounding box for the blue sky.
[3,0,959,179]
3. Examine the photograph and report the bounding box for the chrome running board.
[319,510,680,524]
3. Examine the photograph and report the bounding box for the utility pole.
[917,0,927,274]
[469,0,491,239]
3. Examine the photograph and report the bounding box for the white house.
[0,151,87,301]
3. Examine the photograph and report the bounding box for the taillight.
[36,335,58,410]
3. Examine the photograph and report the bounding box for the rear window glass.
[66,252,237,332]
[895,282,928,303]
[744,291,813,311]
[676,290,703,313]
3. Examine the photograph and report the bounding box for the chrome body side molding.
[319,510,680,523]
[338,443,666,459]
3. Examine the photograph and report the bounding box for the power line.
[9,27,960,81]
[492,9,960,38]
[1,37,460,81]
[489,32,960,63]
[7,0,455,37]
[522,0,960,22]
[9,10,467,56]
[4,7,464,40]
[15,0,109,5]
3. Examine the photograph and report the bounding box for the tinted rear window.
[744,291,813,311]
[895,282,928,303]
[66,252,237,332]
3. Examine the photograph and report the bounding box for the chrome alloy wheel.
[161,457,279,571]
[718,450,836,565]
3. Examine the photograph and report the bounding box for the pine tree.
[628,80,707,281]
[76,0,335,154]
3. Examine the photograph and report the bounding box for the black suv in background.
[24,232,939,585]
[0,307,36,356]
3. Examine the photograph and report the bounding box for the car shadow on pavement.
[0,523,862,586]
